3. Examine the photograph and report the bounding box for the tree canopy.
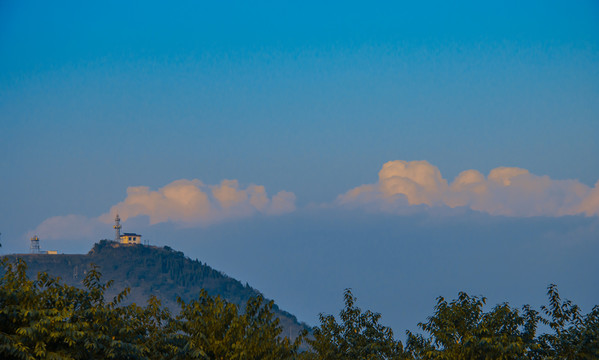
[1,253,597,359]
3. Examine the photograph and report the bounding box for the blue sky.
[1,0,598,333]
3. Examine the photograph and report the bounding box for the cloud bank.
[337,160,599,217]
[28,179,296,241]
[98,179,296,225]
[27,164,599,243]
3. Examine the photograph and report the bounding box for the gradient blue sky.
[1,1,598,333]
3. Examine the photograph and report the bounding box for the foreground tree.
[405,292,540,359]
[2,254,598,359]
[405,286,599,360]
[0,258,300,360]
[305,288,407,360]
[533,284,599,359]
[172,289,301,359]
[0,258,170,359]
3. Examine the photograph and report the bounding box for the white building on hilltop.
[120,233,141,244]
[114,214,142,245]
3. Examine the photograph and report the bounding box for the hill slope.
[6,240,308,339]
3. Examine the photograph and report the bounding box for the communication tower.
[114,214,122,242]
[30,235,41,254]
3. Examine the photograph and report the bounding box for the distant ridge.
[4,240,309,339]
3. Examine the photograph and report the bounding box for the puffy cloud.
[578,181,599,216]
[29,179,296,241]
[378,160,448,205]
[99,179,296,226]
[488,167,530,186]
[337,160,599,217]
[269,190,297,215]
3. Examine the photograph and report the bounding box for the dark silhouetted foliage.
[304,289,407,360]
[0,257,301,360]
[2,243,597,359]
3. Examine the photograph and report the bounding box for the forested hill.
[5,240,308,338]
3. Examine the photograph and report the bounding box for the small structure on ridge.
[30,235,41,254]
[29,235,57,254]
[120,233,142,244]
[114,213,142,245]
[114,213,122,241]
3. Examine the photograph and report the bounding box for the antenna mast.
[114,214,122,242]
[30,235,40,254]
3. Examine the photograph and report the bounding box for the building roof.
[121,233,141,237]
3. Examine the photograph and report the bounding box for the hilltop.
[5,240,309,339]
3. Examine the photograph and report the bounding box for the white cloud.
[26,165,599,243]
[99,179,296,226]
[378,160,448,206]
[578,180,599,216]
[28,178,296,241]
[337,160,599,217]
[268,190,297,215]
